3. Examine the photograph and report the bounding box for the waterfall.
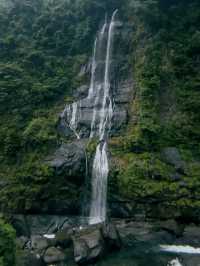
[60,10,118,224]
[67,102,80,139]
[89,10,118,224]
[89,142,109,224]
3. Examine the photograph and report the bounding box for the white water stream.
[89,10,118,224]
[61,10,118,225]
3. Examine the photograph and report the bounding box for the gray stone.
[73,238,88,263]
[47,141,86,184]
[116,221,173,246]
[175,225,200,247]
[155,220,184,237]
[31,235,49,251]
[43,247,66,264]
[101,223,121,250]
[55,227,73,248]
[72,227,104,264]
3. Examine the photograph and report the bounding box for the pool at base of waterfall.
[89,245,200,266]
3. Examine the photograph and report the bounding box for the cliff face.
[108,0,200,222]
[0,0,200,222]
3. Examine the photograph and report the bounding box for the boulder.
[116,221,173,246]
[175,225,200,247]
[101,223,121,250]
[43,247,66,264]
[47,141,86,184]
[55,227,73,248]
[72,227,104,264]
[155,220,184,237]
[31,235,49,251]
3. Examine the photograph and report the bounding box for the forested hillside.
[0,0,200,224]
[109,0,200,221]
[0,0,123,213]
[0,0,200,265]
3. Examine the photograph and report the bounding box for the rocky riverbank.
[12,215,200,266]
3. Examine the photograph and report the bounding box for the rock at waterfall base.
[43,247,66,264]
[72,227,104,264]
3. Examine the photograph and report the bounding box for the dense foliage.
[0,218,16,266]
[109,0,200,219]
[0,0,200,220]
[0,0,116,212]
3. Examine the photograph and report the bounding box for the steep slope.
[0,0,200,224]
[108,0,200,222]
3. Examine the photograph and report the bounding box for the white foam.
[167,258,183,266]
[43,234,55,239]
[160,244,200,254]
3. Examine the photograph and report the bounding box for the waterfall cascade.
[89,10,118,224]
[61,10,118,225]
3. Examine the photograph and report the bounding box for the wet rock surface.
[12,216,200,266]
[47,141,87,184]
[43,247,66,264]
[72,227,104,264]
[59,77,134,139]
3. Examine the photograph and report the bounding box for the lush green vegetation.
[0,218,16,266]
[0,0,120,212]
[108,0,200,219]
[0,0,200,221]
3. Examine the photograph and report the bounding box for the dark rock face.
[58,77,134,139]
[58,20,134,140]
[47,141,87,184]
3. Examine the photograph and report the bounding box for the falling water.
[68,102,80,139]
[60,10,118,224]
[89,10,118,224]
[89,142,109,224]
[88,38,97,99]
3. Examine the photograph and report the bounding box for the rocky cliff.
[0,0,200,224]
